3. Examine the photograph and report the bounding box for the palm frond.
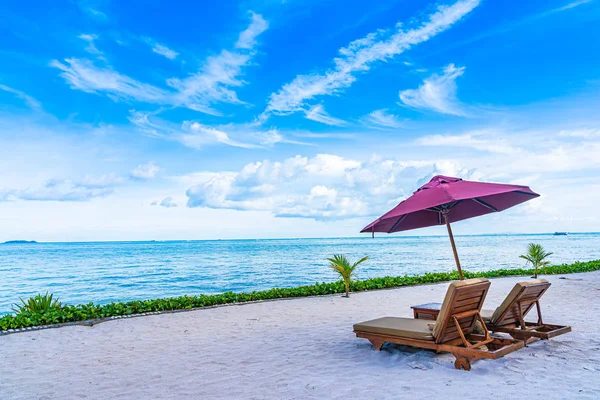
[327,254,368,297]
[520,243,553,269]
[519,254,534,264]
[352,256,369,268]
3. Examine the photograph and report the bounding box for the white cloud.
[185,154,440,220]
[151,196,178,208]
[235,12,269,49]
[549,0,593,14]
[50,58,170,104]
[17,185,112,201]
[161,13,268,113]
[304,104,347,126]
[77,173,125,188]
[415,127,600,175]
[152,43,179,60]
[78,34,102,55]
[179,122,260,149]
[263,0,479,118]
[129,110,286,150]
[130,162,161,180]
[516,143,600,174]
[441,0,592,54]
[51,12,268,115]
[1,174,123,202]
[182,116,600,222]
[0,84,42,110]
[4,102,600,239]
[558,128,600,138]
[166,50,252,115]
[430,160,477,180]
[415,131,517,154]
[87,8,107,18]
[361,109,403,129]
[77,1,108,20]
[398,64,466,115]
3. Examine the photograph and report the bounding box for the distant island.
[2,240,37,244]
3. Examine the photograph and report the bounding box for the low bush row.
[2,260,599,331]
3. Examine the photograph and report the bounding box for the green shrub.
[1,260,599,332]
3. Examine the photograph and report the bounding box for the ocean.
[1,233,599,314]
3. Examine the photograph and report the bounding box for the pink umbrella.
[361,175,540,280]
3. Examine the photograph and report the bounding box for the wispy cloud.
[151,196,178,208]
[304,104,347,126]
[167,12,268,113]
[76,173,125,188]
[87,8,107,19]
[166,50,252,115]
[413,123,600,176]
[549,0,593,14]
[262,0,479,119]
[78,34,102,55]
[435,0,594,53]
[77,0,108,20]
[50,58,170,104]
[0,84,42,110]
[129,110,288,150]
[180,122,263,149]
[130,162,161,180]
[235,12,269,49]
[361,109,404,129]
[1,174,123,202]
[558,128,600,138]
[415,131,517,154]
[151,43,179,60]
[141,37,179,60]
[398,64,466,115]
[51,12,268,115]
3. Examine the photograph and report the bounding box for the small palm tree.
[12,292,61,314]
[327,254,368,298]
[519,243,553,279]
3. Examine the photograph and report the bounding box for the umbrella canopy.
[361,175,540,280]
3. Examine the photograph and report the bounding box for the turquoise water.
[1,233,599,314]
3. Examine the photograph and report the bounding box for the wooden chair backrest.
[491,281,551,326]
[433,278,490,344]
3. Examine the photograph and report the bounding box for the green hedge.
[1,260,599,332]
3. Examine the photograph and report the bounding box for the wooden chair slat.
[486,281,571,342]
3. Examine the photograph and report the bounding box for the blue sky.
[1,0,599,241]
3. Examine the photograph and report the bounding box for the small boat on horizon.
[553,232,568,236]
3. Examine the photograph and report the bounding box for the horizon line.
[2,231,598,244]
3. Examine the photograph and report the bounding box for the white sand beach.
[1,272,599,400]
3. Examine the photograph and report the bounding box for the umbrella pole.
[443,214,464,280]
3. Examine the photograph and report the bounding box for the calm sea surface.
[1,233,599,314]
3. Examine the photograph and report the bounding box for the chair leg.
[369,338,385,351]
[535,300,544,325]
[454,357,471,371]
[517,301,527,330]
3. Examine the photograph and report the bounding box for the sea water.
[1,233,599,314]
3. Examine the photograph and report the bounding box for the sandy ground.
[1,272,599,400]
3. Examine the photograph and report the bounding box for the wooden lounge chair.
[353,278,524,371]
[479,279,571,342]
